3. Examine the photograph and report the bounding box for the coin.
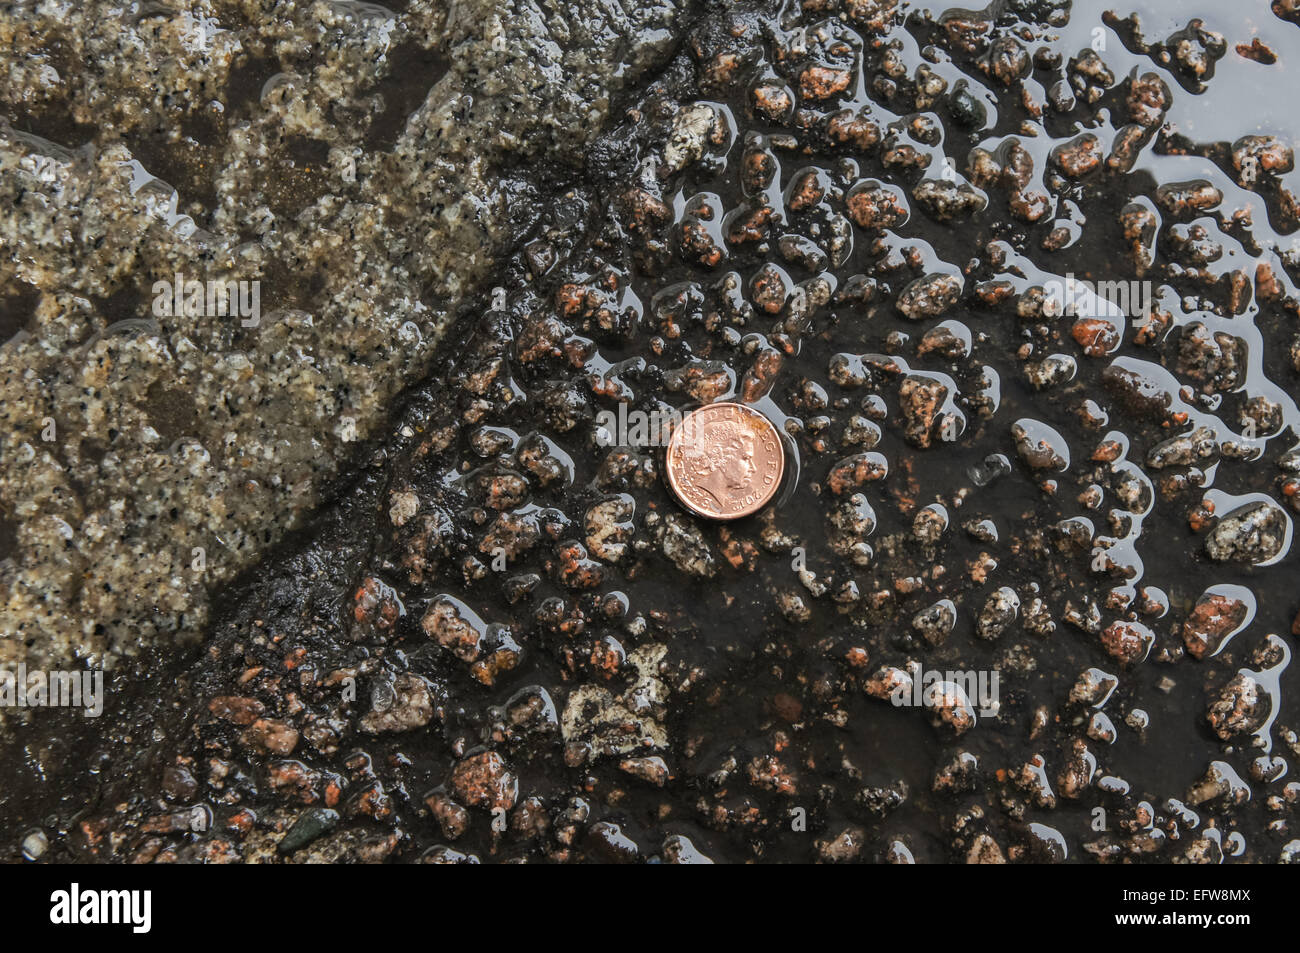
[665,402,785,520]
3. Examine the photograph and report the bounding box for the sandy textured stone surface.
[0,0,687,669]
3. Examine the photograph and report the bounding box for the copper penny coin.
[665,402,785,520]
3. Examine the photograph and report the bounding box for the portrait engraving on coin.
[665,403,784,520]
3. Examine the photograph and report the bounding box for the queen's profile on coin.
[665,403,784,520]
